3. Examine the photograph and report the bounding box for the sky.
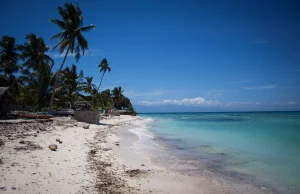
[1,0,300,112]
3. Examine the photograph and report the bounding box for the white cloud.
[287,101,297,105]
[137,97,220,106]
[125,90,165,97]
[244,85,276,90]
[226,101,260,106]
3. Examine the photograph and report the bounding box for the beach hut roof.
[0,87,9,97]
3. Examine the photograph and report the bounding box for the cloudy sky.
[1,0,300,112]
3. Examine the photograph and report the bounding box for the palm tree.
[112,87,124,109]
[0,36,20,85]
[18,33,54,110]
[19,33,53,71]
[83,76,95,95]
[48,2,96,111]
[60,64,84,96]
[97,58,111,92]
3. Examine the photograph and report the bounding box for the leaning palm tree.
[97,58,111,92]
[0,36,20,85]
[48,2,96,111]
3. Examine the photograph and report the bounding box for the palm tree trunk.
[97,72,105,92]
[97,72,105,108]
[48,47,70,112]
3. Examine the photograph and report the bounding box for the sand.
[0,115,264,194]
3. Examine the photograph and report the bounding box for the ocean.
[132,112,300,194]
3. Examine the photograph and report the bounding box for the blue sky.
[1,0,300,112]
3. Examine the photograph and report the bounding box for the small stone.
[0,159,3,165]
[115,143,120,146]
[56,138,60,142]
[34,135,37,137]
[11,186,16,190]
[59,141,62,144]
[37,131,40,133]
[141,164,145,166]
[48,144,57,151]
[19,140,25,144]
[0,187,6,190]
[83,125,90,129]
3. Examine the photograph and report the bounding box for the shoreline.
[0,115,265,193]
[108,115,265,194]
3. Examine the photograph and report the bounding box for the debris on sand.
[56,139,62,144]
[83,124,90,129]
[14,141,43,151]
[0,139,4,147]
[19,140,25,144]
[90,149,96,154]
[48,144,58,151]
[125,169,149,177]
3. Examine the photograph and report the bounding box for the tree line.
[0,2,134,112]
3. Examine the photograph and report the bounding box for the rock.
[0,187,6,190]
[34,135,37,137]
[19,140,25,144]
[141,164,145,166]
[48,144,57,151]
[56,138,60,142]
[115,143,120,146]
[58,140,62,144]
[0,139,4,147]
[37,131,40,133]
[83,125,90,129]
[11,186,16,190]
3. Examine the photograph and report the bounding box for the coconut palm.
[97,58,111,92]
[0,36,20,85]
[59,64,84,98]
[112,86,124,109]
[19,33,53,71]
[83,76,95,95]
[18,33,54,110]
[49,2,96,111]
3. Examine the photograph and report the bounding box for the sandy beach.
[0,115,264,194]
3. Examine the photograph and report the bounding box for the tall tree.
[18,34,54,110]
[49,2,96,111]
[19,33,53,71]
[83,76,95,95]
[0,36,19,86]
[97,58,111,92]
[112,86,124,109]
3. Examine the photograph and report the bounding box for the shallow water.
[134,112,300,194]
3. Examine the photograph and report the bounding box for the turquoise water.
[139,112,300,193]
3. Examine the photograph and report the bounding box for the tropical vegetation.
[0,2,135,113]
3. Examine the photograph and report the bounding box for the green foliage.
[0,2,135,113]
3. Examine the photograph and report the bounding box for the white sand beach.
[0,115,263,194]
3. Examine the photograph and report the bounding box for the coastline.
[0,115,264,194]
